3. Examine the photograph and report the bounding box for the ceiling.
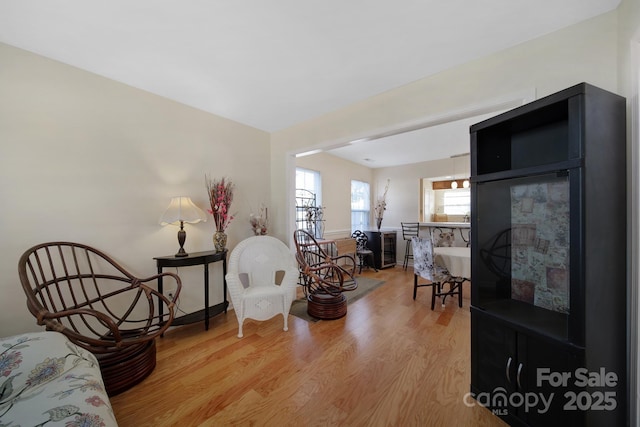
[0,1,620,166]
[323,111,500,168]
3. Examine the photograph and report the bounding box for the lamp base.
[176,227,188,257]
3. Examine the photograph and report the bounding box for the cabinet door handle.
[517,362,523,390]
[506,357,512,383]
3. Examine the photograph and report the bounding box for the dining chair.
[401,222,419,270]
[334,237,357,267]
[411,236,462,309]
[351,230,377,273]
[429,226,455,247]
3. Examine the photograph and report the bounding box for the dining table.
[433,246,471,280]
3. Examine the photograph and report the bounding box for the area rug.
[289,277,385,322]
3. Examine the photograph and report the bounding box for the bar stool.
[401,222,420,270]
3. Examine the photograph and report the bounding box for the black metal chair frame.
[414,276,465,310]
[351,230,378,273]
[401,222,420,270]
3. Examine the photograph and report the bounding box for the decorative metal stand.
[295,188,325,239]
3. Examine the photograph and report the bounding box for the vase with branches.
[374,179,390,230]
[206,175,235,251]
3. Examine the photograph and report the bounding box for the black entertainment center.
[469,83,627,426]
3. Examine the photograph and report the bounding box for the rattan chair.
[294,229,357,319]
[18,241,181,396]
[225,235,299,338]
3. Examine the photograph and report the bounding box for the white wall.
[270,11,620,242]
[0,42,271,337]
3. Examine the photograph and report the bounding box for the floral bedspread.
[0,331,117,427]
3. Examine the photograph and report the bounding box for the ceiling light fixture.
[451,156,458,189]
[450,153,470,189]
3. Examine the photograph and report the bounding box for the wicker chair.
[18,242,181,396]
[225,235,299,338]
[294,229,357,319]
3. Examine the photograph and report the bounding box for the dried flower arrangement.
[205,175,235,232]
[250,204,269,235]
[374,179,390,229]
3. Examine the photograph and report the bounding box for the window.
[296,168,322,234]
[351,180,370,232]
[296,168,321,205]
[443,189,470,215]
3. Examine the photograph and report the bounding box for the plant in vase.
[374,179,390,230]
[250,204,268,235]
[206,175,235,252]
[304,203,325,239]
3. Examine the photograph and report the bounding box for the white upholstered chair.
[225,236,299,338]
[412,236,462,309]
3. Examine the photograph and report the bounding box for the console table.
[154,250,228,331]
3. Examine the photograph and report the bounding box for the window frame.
[442,188,471,216]
[351,179,370,232]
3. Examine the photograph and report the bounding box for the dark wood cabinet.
[470,83,626,426]
[363,230,396,269]
[472,309,584,426]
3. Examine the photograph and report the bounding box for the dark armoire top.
[470,82,624,179]
[470,82,597,132]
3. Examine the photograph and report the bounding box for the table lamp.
[159,196,207,257]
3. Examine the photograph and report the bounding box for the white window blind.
[443,189,470,215]
[351,180,370,232]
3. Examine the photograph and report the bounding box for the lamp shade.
[159,196,207,226]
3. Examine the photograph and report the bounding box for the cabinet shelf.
[473,300,570,343]
[471,158,582,184]
[170,301,229,327]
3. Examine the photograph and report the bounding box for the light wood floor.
[110,266,507,427]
